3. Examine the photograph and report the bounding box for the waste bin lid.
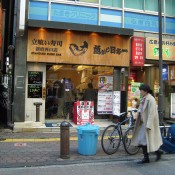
[77,122,100,133]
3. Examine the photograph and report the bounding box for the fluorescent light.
[19,0,26,36]
[144,64,154,67]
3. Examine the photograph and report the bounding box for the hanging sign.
[131,36,145,66]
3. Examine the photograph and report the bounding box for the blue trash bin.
[77,123,100,156]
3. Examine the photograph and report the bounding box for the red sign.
[129,71,136,82]
[131,37,145,66]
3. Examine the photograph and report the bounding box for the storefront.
[128,36,175,119]
[23,25,133,126]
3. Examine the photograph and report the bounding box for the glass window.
[145,0,164,13]
[101,0,122,8]
[77,0,99,3]
[124,0,144,10]
[145,0,158,12]
[166,0,175,16]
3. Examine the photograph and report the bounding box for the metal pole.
[7,45,15,129]
[158,0,163,123]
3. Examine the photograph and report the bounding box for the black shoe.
[155,150,163,161]
[137,158,150,164]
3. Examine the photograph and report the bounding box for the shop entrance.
[45,64,114,121]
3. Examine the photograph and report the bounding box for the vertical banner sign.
[112,91,121,116]
[131,37,145,66]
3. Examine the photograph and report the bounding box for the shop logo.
[69,41,88,56]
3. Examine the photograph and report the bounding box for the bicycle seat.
[128,108,138,113]
[114,112,127,118]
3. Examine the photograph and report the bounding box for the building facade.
[1,0,175,128]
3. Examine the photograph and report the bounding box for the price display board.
[28,71,42,84]
[28,71,43,98]
[28,85,42,98]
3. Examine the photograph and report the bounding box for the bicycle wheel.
[101,125,121,155]
[123,127,140,155]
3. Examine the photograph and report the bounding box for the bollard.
[33,102,42,122]
[60,121,70,159]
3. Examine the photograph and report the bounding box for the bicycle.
[101,108,140,155]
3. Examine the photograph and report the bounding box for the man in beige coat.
[132,84,163,164]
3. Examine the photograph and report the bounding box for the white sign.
[113,91,121,116]
[171,93,175,118]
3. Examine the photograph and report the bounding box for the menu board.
[28,71,42,84]
[97,75,113,114]
[28,85,42,98]
[28,71,43,98]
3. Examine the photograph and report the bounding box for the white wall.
[25,63,46,124]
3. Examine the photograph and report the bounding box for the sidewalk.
[13,119,115,132]
[0,126,138,168]
[0,125,174,169]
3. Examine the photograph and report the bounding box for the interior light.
[144,64,154,67]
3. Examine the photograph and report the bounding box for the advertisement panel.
[146,37,175,61]
[128,82,141,108]
[97,75,113,114]
[131,37,145,66]
[73,101,94,125]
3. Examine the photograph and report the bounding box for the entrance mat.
[45,122,73,127]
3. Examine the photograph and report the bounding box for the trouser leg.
[155,148,163,161]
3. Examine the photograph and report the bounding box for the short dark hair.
[88,83,93,88]
[139,84,150,93]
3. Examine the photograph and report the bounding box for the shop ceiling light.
[49,65,63,71]
[144,64,154,67]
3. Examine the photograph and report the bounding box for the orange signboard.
[27,28,130,67]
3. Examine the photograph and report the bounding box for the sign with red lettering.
[131,37,145,66]
[73,101,94,125]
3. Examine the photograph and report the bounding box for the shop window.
[45,64,114,119]
[101,0,122,8]
[124,0,144,10]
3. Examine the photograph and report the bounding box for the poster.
[128,82,141,108]
[97,75,113,114]
[97,92,113,114]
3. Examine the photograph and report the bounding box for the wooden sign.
[27,28,130,67]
